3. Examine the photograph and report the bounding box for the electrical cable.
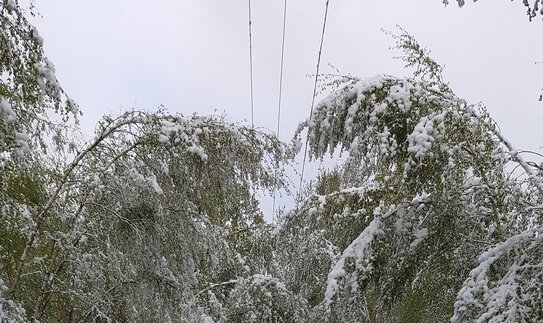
[248,0,255,128]
[271,0,288,223]
[297,0,331,203]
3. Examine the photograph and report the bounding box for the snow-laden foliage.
[0,6,292,319]
[0,277,25,323]
[224,274,309,322]
[452,226,543,322]
[68,111,289,322]
[0,0,79,158]
[0,3,81,321]
[281,52,542,320]
[0,108,290,322]
[2,4,542,322]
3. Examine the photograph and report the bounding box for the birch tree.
[276,29,543,322]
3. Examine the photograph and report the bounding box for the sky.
[28,0,542,219]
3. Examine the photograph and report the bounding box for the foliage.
[0,278,26,323]
[444,0,543,21]
[1,4,542,323]
[279,28,543,321]
[224,274,309,322]
[1,3,291,321]
[0,0,79,156]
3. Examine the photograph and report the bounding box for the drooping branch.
[9,112,149,296]
[443,0,543,21]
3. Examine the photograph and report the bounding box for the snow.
[187,144,208,161]
[298,74,456,173]
[127,167,145,183]
[34,60,61,95]
[148,174,163,194]
[323,216,383,312]
[2,12,542,319]
[0,98,16,123]
[200,314,215,323]
[14,132,29,155]
[452,226,543,322]
[31,27,44,46]
[407,116,435,159]
[410,227,428,248]
[5,0,16,10]
[0,278,26,323]
[158,134,170,143]
[66,97,81,119]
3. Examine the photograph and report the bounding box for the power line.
[247,0,262,265]
[272,0,288,223]
[248,0,255,128]
[297,0,330,203]
[276,0,287,140]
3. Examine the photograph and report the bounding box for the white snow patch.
[407,117,435,159]
[148,174,163,194]
[187,145,208,161]
[324,216,383,312]
[0,98,16,123]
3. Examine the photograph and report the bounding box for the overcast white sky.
[29,0,542,218]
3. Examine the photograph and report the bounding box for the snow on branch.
[452,226,543,322]
[323,215,384,314]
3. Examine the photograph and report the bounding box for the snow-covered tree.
[1,107,290,322]
[224,274,309,322]
[276,28,542,322]
[1,1,81,320]
[1,2,291,321]
[2,2,542,322]
[62,111,289,322]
